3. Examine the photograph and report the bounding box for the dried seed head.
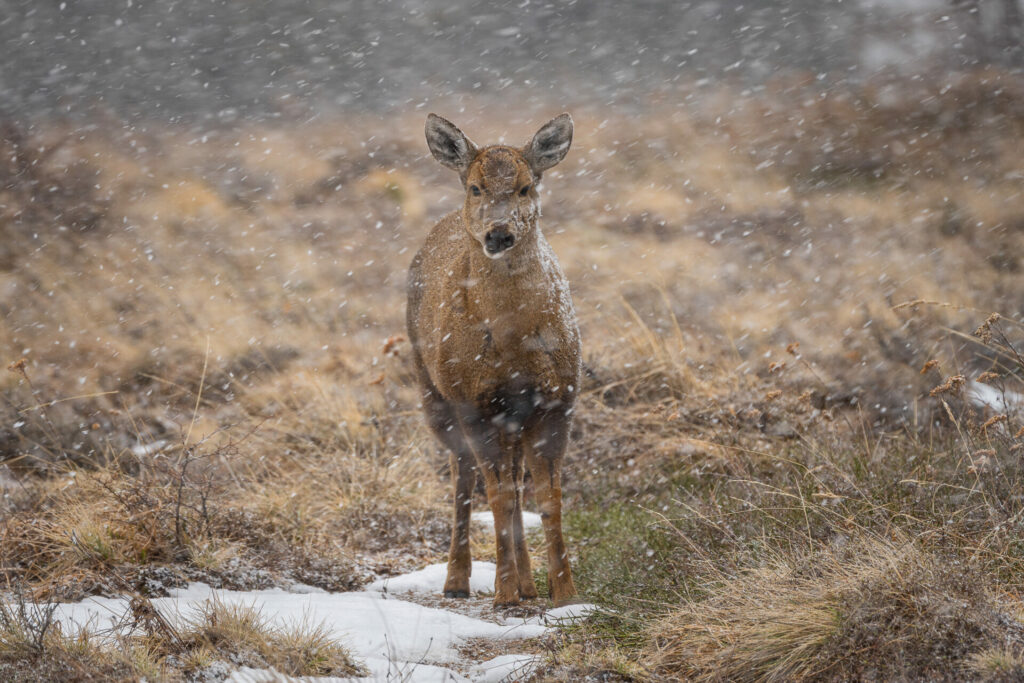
[6,357,28,381]
[929,374,966,397]
[981,414,1007,431]
[976,371,1000,384]
[920,359,940,375]
[973,313,1001,343]
[969,451,994,474]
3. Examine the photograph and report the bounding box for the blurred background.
[2,0,1022,123]
[3,4,1024,680]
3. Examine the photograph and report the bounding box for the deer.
[406,113,580,607]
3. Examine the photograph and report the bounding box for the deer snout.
[484,224,515,257]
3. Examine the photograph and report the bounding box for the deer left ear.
[523,113,573,176]
[425,113,478,175]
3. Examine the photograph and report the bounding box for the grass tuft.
[641,539,1024,681]
[180,595,364,677]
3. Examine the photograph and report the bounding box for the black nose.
[484,226,515,255]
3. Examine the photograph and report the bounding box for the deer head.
[425,113,573,259]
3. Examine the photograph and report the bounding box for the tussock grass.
[642,539,1023,681]
[179,595,363,677]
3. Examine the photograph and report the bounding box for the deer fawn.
[406,113,580,607]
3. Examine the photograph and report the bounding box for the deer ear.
[425,114,477,173]
[524,113,573,176]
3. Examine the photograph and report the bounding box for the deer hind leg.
[512,441,539,599]
[523,408,578,606]
[459,410,521,607]
[424,392,477,598]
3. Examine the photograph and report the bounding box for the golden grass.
[3,68,1024,680]
[642,539,1021,682]
[969,647,1024,678]
[175,595,364,677]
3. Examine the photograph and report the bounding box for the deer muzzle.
[484,224,515,258]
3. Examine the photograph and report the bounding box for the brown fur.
[408,114,580,606]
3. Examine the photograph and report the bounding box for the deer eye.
[519,185,531,197]
[470,185,481,197]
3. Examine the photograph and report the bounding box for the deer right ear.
[425,114,477,174]
[524,113,573,176]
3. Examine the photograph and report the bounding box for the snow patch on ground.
[469,654,541,682]
[366,561,496,596]
[470,510,542,529]
[54,581,544,667]
[227,659,469,682]
[130,439,169,457]
[968,381,1024,416]
[43,562,595,682]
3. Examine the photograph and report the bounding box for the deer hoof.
[443,589,470,599]
[493,591,521,608]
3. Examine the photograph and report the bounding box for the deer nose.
[484,225,515,255]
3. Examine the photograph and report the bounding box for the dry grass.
[557,310,1024,681]
[2,68,1024,679]
[0,589,142,681]
[0,588,362,681]
[179,595,362,677]
[642,538,1024,682]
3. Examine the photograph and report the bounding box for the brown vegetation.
[642,539,1024,681]
[2,68,1024,679]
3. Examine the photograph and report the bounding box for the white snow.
[469,654,541,683]
[470,510,543,529]
[53,581,545,667]
[967,381,1024,416]
[130,439,169,457]
[227,660,469,683]
[39,562,598,682]
[366,561,496,596]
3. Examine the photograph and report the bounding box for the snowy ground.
[968,381,1024,417]
[49,556,594,682]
